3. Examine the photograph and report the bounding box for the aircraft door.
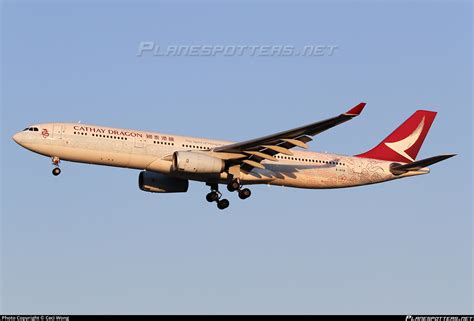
[353,158,364,174]
[53,125,63,139]
[134,136,145,148]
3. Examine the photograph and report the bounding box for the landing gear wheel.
[206,191,219,203]
[227,180,240,192]
[52,167,61,176]
[217,199,230,210]
[238,188,251,200]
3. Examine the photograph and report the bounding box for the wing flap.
[262,145,294,156]
[242,159,266,169]
[281,138,309,149]
[244,151,278,162]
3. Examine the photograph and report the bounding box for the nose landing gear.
[51,156,61,176]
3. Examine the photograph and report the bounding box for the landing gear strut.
[227,179,251,200]
[51,156,61,176]
[206,183,230,210]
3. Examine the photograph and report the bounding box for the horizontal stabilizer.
[390,154,456,175]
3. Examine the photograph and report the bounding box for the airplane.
[12,103,455,210]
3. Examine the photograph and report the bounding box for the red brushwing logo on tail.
[356,110,437,163]
[384,116,425,162]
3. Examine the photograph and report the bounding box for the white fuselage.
[13,123,428,189]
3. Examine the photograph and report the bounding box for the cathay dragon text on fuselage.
[13,103,455,210]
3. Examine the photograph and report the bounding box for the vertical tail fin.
[356,110,437,163]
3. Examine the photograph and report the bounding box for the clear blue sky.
[1,0,472,314]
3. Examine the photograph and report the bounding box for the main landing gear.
[51,156,61,176]
[227,179,251,200]
[206,184,230,210]
[205,180,252,211]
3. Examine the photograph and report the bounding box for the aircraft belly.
[241,160,393,189]
[242,164,339,188]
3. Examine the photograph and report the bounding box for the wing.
[213,102,366,172]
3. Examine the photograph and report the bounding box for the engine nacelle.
[138,171,189,193]
[172,151,225,174]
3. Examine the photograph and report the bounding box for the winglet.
[344,102,366,116]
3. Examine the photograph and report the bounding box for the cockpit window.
[33,127,39,131]
[24,127,39,131]
[23,128,29,131]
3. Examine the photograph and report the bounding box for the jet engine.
[138,171,189,193]
[172,151,225,174]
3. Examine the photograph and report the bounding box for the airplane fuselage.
[13,123,426,189]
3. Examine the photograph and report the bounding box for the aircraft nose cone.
[12,132,22,144]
